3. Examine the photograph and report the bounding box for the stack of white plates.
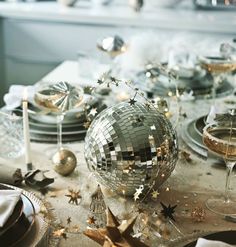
[13,94,106,143]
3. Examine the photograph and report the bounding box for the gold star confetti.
[39,205,48,219]
[76,112,84,119]
[151,190,160,199]
[180,150,192,163]
[87,216,97,225]
[65,189,82,205]
[53,228,67,240]
[67,217,72,225]
[83,121,91,129]
[137,207,145,214]
[84,207,149,247]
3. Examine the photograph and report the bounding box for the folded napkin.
[0,190,21,227]
[196,238,234,247]
[3,85,35,111]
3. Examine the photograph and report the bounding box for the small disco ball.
[84,102,178,196]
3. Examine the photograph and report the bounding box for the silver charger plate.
[181,117,208,158]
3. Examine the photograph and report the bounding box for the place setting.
[3,82,107,144]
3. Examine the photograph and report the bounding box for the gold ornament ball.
[52,149,77,176]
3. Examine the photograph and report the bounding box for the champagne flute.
[203,112,236,215]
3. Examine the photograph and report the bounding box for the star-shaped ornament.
[181,112,187,119]
[148,135,155,145]
[65,189,82,205]
[150,125,156,130]
[160,202,177,222]
[137,207,145,214]
[53,228,67,240]
[83,121,91,129]
[84,207,149,247]
[129,98,137,105]
[151,190,160,199]
[67,217,72,225]
[133,185,144,201]
[97,72,112,86]
[89,108,98,117]
[87,216,97,225]
[180,150,192,163]
[97,79,103,85]
[148,135,154,140]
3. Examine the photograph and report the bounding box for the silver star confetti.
[133,185,144,201]
[89,108,98,117]
[150,125,156,130]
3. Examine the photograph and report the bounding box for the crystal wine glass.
[203,112,236,215]
[0,111,24,159]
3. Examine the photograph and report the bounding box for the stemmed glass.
[199,56,236,101]
[34,82,83,157]
[203,111,236,215]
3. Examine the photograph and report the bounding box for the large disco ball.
[84,102,178,196]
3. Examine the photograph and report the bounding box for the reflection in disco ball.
[84,102,178,196]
